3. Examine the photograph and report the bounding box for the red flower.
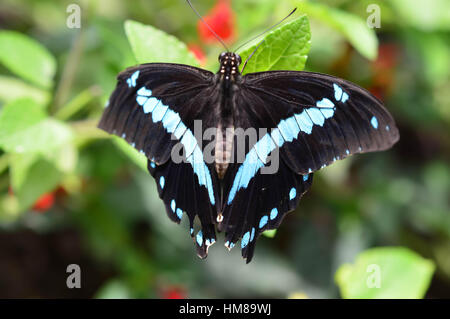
[161,286,186,299]
[370,43,399,99]
[197,0,235,44]
[188,44,207,66]
[33,192,55,212]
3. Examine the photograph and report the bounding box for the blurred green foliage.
[0,0,449,298]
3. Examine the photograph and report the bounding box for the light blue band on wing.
[136,86,215,205]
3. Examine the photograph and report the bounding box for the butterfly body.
[99,50,399,263]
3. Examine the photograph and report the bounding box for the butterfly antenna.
[186,0,229,51]
[240,40,265,73]
[234,7,297,52]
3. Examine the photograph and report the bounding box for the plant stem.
[52,26,85,113]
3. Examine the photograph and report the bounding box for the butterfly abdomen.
[215,124,234,179]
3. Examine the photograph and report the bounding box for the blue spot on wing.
[196,231,203,246]
[371,116,379,129]
[333,83,343,101]
[161,109,181,133]
[137,86,151,96]
[316,98,334,108]
[127,70,140,88]
[270,128,284,147]
[253,134,276,163]
[294,111,313,134]
[289,188,296,200]
[306,108,325,126]
[270,208,278,220]
[277,117,300,142]
[259,216,268,229]
[250,227,255,242]
[341,92,349,103]
[152,103,169,122]
[333,83,349,103]
[176,208,183,219]
[241,231,250,248]
[320,108,335,119]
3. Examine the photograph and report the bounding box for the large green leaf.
[0,75,51,105]
[238,15,311,74]
[0,31,56,89]
[335,247,435,298]
[124,20,199,66]
[388,0,450,31]
[9,155,62,211]
[301,1,378,61]
[0,98,73,154]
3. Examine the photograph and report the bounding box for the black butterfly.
[98,49,399,263]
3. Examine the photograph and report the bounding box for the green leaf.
[0,98,73,154]
[263,229,277,238]
[301,1,378,61]
[335,247,435,299]
[113,136,147,171]
[388,0,450,31]
[0,75,51,105]
[10,155,62,211]
[124,20,199,66]
[238,15,311,74]
[95,280,132,299]
[0,31,56,89]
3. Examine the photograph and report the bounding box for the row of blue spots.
[169,199,183,220]
[333,83,349,103]
[127,70,140,88]
[289,188,296,200]
[371,116,379,129]
[136,86,215,205]
[258,207,279,230]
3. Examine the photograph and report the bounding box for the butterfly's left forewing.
[99,63,221,258]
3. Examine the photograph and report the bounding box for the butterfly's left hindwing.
[99,63,221,258]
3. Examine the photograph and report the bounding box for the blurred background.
[0,0,449,298]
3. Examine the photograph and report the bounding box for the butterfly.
[99,19,399,263]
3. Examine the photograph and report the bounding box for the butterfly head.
[218,52,241,81]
